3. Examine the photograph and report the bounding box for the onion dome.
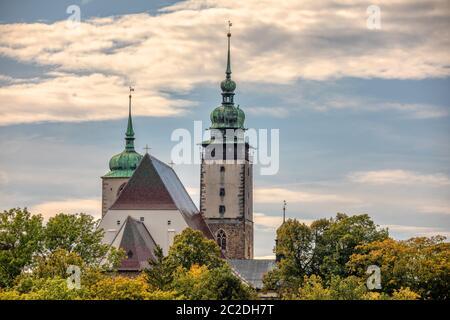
[209,27,245,130]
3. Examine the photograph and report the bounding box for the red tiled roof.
[109,153,214,240]
[118,216,158,271]
[110,153,177,210]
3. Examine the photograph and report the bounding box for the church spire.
[226,21,232,79]
[220,21,236,105]
[125,87,135,151]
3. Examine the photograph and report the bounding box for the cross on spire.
[143,144,151,154]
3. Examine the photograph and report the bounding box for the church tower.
[101,89,143,216]
[200,25,253,259]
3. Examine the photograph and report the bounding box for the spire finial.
[220,21,236,104]
[282,200,287,224]
[226,21,232,78]
[125,87,135,151]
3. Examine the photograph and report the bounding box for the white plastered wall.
[98,209,189,255]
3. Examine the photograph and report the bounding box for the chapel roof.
[112,216,158,271]
[109,153,213,239]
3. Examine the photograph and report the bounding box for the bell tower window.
[217,229,227,251]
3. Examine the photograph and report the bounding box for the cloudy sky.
[0,0,449,258]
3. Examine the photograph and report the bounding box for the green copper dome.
[220,78,236,92]
[209,30,245,130]
[103,92,143,178]
[108,150,142,176]
[210,104,245,129]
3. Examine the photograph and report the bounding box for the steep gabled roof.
[110,153,177,210]
[109,153,213,239]
[114,216,158,271]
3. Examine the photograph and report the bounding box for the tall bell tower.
[200,23,253,259]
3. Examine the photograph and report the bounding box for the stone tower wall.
[101,177,129,217]
[200,156,253,259]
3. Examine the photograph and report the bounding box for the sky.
[0,0,449,258]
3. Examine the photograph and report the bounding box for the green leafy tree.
[44,213,108,264]
[264,213,388,295]
[318,213,388,278]
[0,208,44,287]
[144,245,173,290]
[88,274,178,300]
[172,264,255,300]
[347,236,450,300]
[289,275,419,300]
[32,248,84,279]
[166,228,224,270]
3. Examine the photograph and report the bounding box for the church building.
[98,27,262,276]
[98,91,213,271]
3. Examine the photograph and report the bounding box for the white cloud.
[30,198,101,220]
[419,205,450,215]
[349,170,450,186]
[0,0,449,125]
[254,187,360,204]
[0,73,194,126]
[382,224,450,239]
[254,212,313,233]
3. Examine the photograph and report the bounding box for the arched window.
[216,229,227,251]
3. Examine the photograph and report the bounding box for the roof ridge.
[109,153,177,210]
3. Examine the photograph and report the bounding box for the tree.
[166,228,224,271]
[289,275,419,300]
[347,236,450,300]
[172,264,255,300]
[317,213,388,278]
[264,213,388,295]
[144,228,254,299]
[0,208,44,287]
[44,213,108,264]
[32,248,84,279]
[144,245,173,290]
[88,274,178,300]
